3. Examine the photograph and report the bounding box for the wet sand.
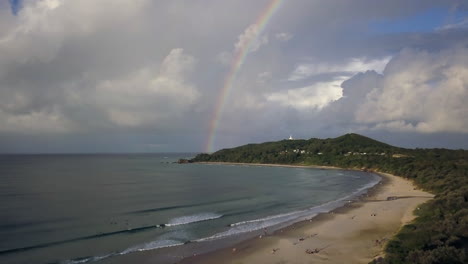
[179,171,434,264]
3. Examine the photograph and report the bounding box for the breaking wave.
[165,212,223,227]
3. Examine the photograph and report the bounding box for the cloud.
[317,70,383,127]
[0,0,467,152]
[0,107,73,134]
[235,23,268,53]
[217,23,269,65]
[288,57,391,81]
[0,48,199,132]
[317,47,468,134]
[275,32,293,42]
[273,56,390,113]
[436,18,468,31]
[0,0,199,134]
[0,0,148,70]
[256,71,272,84]
[355,47,468,133]
[266,77,344,110]
[93,48,199,127]
[216,51,233,65]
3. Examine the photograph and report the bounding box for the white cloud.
[93,48,199,127]
[0,0,203,134]
[235,23,268,53]
[276,56,390,113]
[217,23,269,66]
[353,48,468,133]
[40,0,62,10]
[267,77,344,110]
[0,0,147,68]
[288,57,391,81]
[275,32,293,42]
[436,18,468,31]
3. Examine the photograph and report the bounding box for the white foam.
[119,239,184,255]
[197,211,319,242]
[62,238,186,263]
[62,174,381,263]
[62,254,113,264]
[229,210,302,227]
[197,174,380,242]
[166,212,223,226]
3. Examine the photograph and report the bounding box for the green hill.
[192,133,403,166]
[191,134,468,264]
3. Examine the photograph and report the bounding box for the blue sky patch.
[369,8,468,34]
[9,0,22,15]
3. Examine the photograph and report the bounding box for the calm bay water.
[0,154,379,264]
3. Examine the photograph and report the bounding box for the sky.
[0,0,467,153]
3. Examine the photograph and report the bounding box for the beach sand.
[179,171,434,264]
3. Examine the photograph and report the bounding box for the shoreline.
[194,161,346,170]
[104,162,434,264]
[177,162,434,264]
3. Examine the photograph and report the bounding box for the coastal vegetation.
[191,133,468,264]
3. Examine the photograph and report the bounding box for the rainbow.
[205,0,283,152]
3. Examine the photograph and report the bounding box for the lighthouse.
[288,135,294,140]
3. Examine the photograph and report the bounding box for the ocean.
[0,154,380,264]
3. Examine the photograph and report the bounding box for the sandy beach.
[179,170,434,264]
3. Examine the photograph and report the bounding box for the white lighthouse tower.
[288,135,294,140]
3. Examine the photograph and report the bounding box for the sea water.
[0,154,380,264]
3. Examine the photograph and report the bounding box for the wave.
[198,174,381,242]
[165,212,223,227]
[61,254,113,264]
[120,239,185,255]
[62,205,308,261]
[62,238,186,264]
[196,210,317,242]
[0,225,158,256]
[24,174,381,264]
[228,210,302,227]
[1,211,222,256]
